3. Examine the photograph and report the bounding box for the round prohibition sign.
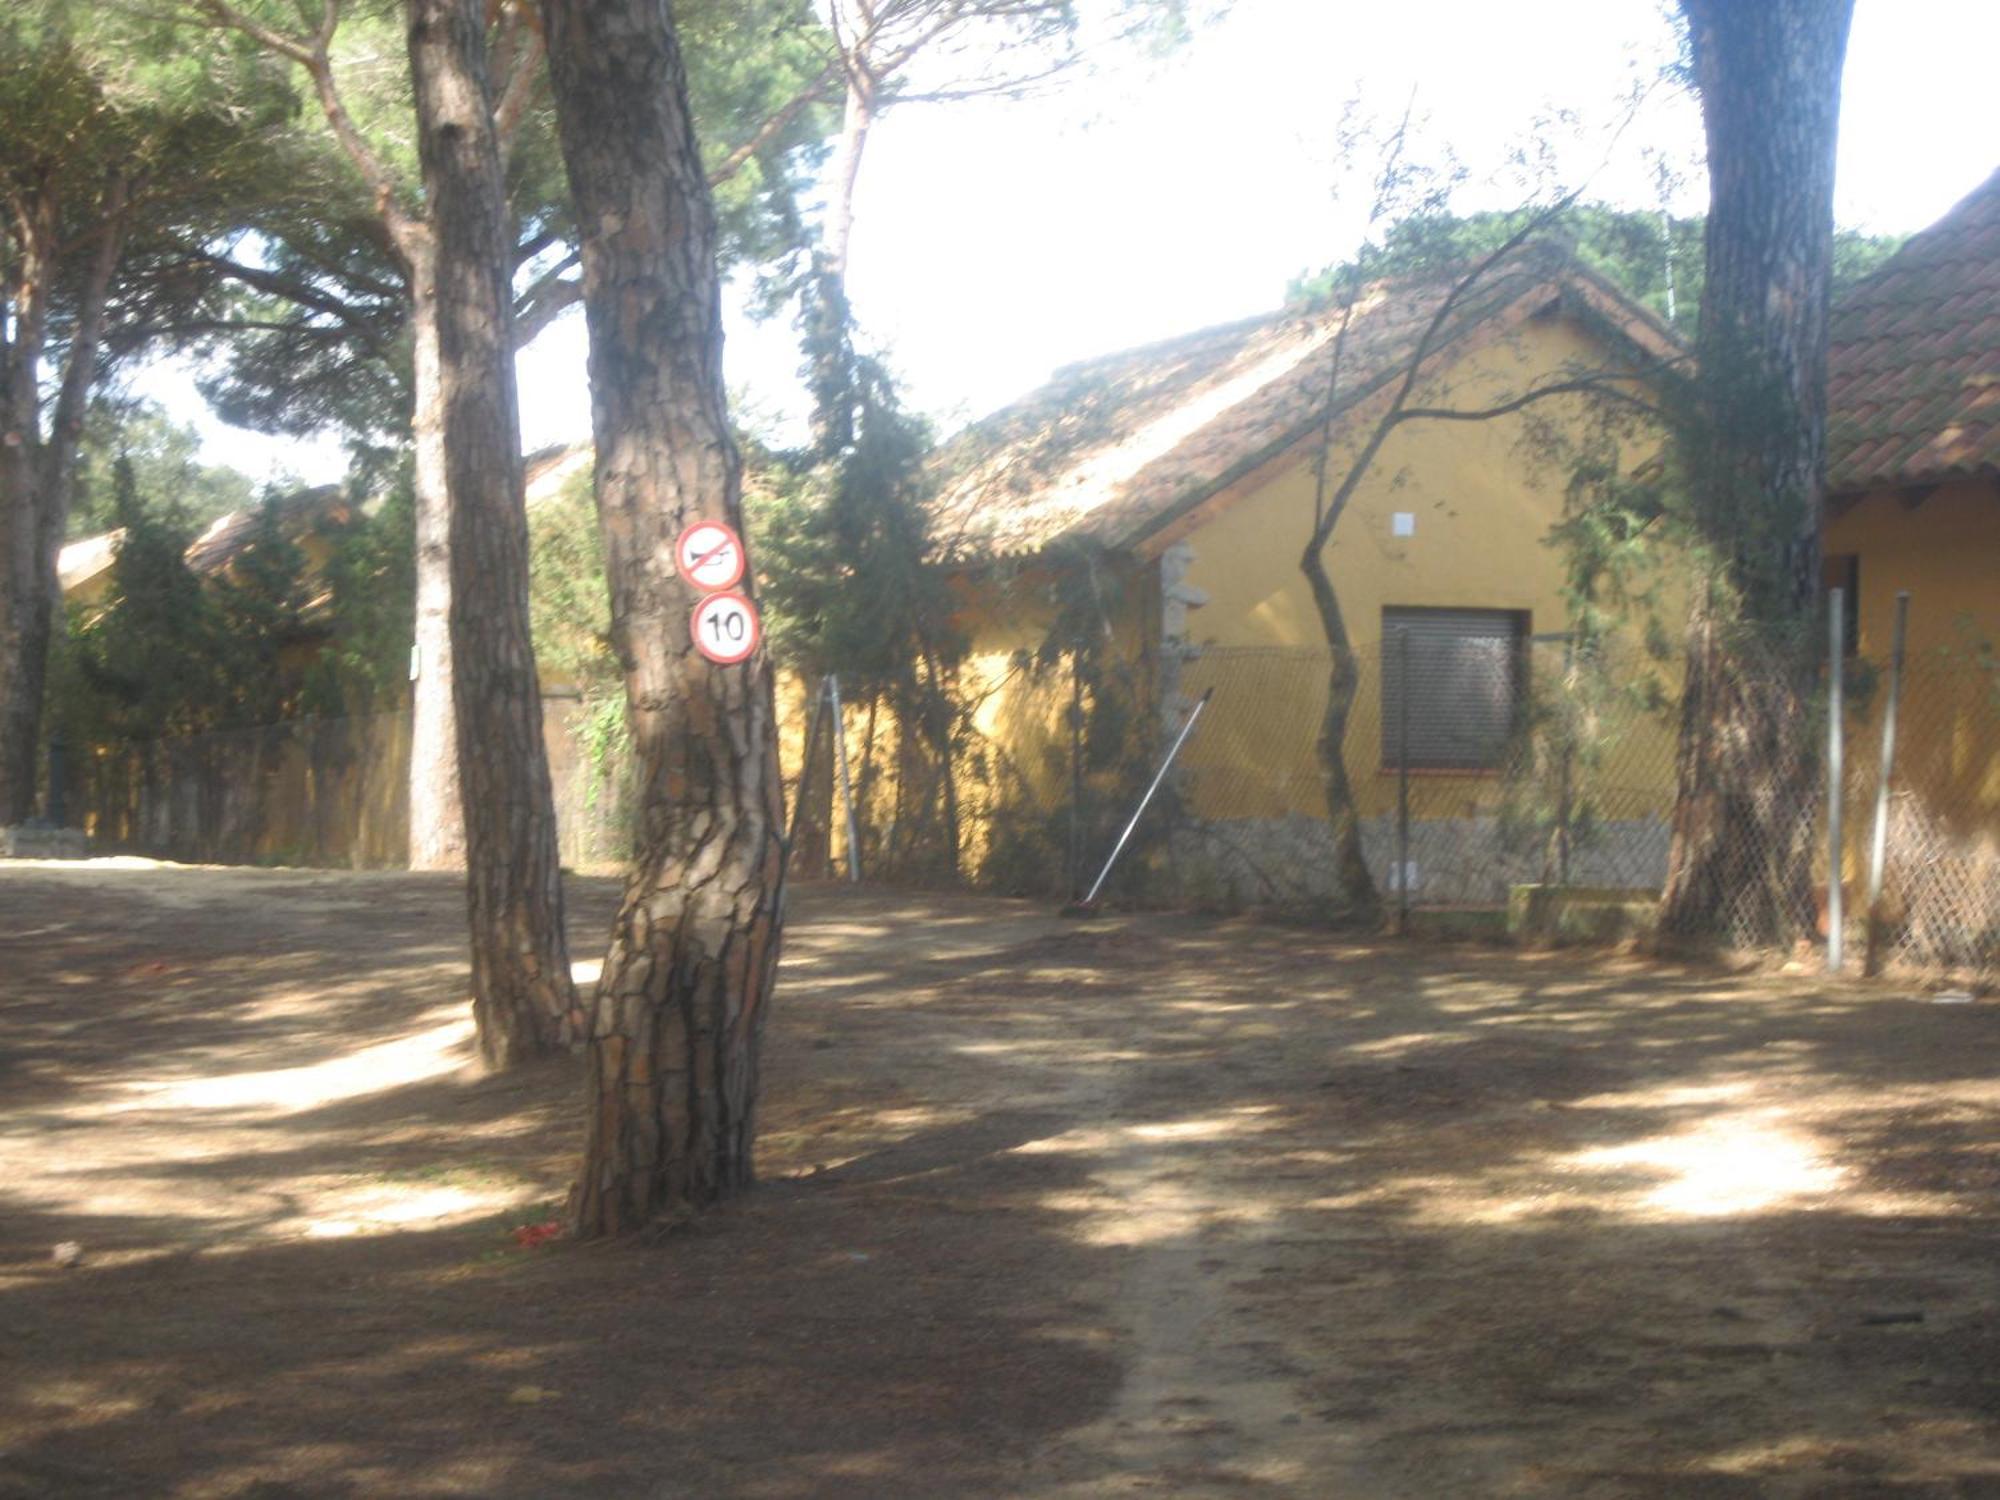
[690,589,762,666]
[674,520,746,592]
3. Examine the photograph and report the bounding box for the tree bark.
[1300,545,1381,919]
[407,0,578,1066]
[1659,0,1853,944]
[0,177,130,822]
[0,445,52,824]
[542,0,787,1234]
[404,243,467,871]
[800,74,875,458]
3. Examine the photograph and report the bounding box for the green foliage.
[306,471,416,716]
[523,464,629,791]
[54,458,398,741]
[189,0,838,447]
[681,0,837,278]
[746,342,976,878]
[69,399,255,539]
[753,360,961,690]
[206,497,314,727]
[527,467,618,696]
[56,460,218,742]
[1290,205,1904,334]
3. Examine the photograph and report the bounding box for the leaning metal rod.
[1863,590,1910,977]
[1826,586,1845,975]
[1080,687,1215,908]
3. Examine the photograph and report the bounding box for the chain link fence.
[50,625,2000,981]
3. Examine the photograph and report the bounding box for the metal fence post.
[1826,586,1845,975]
[1555,634,1574,888]
[1863,590,1910,977]
[1397,627,1411,935]
[827,674,861,883]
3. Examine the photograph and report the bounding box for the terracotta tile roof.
[1827,166,2000,495]
[927,249,1676,561]
[61,486,352,602]
[183,485,350,575]
[523,440,592,506]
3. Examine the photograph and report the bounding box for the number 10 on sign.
[690,590,761,666]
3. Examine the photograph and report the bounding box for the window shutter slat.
[1381,608,1526,770]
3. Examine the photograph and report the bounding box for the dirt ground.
[1,864,1998,1498]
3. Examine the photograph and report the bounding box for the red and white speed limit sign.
[690,590,762,666]
[674,520,746,592]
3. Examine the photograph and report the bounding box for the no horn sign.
[675,520,746,591]
[675,521,762,666]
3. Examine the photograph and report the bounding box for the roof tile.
[1828,166,2000,492]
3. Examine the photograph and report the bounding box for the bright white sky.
[139,0,2000,486]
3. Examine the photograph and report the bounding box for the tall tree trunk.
[0,449,53,824]
[407,0,578,1066]
[1658,0,1853,944]
[405,245,466,871]
[0,179,128,822]
[542,0,787,1234]
[802,77,874,456]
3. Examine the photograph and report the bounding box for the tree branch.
[512,268,580,348]
[705,58,843,189]
[1396,369,1668,427]
[45,171,135,546]
[493,24,545,166]
[196,0,424,264]
[177,247,392,355]
[1309,200,1583,558]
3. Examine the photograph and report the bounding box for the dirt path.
[2,865,1998,1497]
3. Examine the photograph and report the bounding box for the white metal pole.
[1082,688,1212,907]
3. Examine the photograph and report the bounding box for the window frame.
[1378,605,1532,774]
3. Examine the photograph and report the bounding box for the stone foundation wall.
[1168,813,1671,909]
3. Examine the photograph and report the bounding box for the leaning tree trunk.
[802,76,876,457]
[407,0,578,1067]
[404,243,466,872]
[1301,548,1381,919]
[542,0,786,1234]
[1658,0,1853,945]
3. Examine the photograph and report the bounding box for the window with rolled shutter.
[1380,607,1529,770]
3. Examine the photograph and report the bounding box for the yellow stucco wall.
[1168,314,1682,823]
[1826,480,2000,659]
[1826,480,2000,845]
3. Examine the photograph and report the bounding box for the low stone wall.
[1168,812,1671,909]
[0,825,89,860]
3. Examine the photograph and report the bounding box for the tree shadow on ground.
[2,873,1998,1496]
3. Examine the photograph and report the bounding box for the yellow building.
[925,249,1684,904]
[1822,166,2000,955]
